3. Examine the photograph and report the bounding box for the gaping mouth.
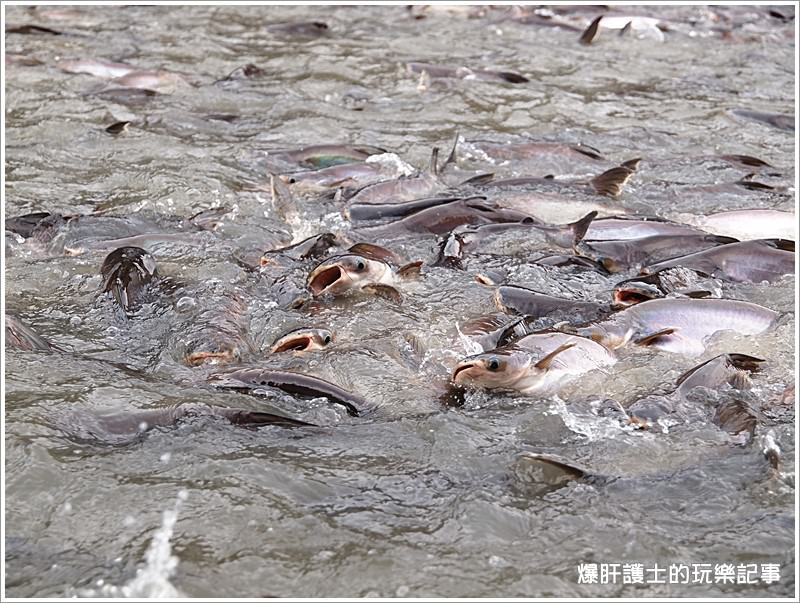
[452,363,476,382]
[272,335,312,353]
[308,265,342,296]
[186,349,235,366]
[613,289,654,307]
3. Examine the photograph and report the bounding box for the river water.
[4,3,796,598]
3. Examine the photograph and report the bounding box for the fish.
[5,211,69,240]
[282,161,389,193]
[675,353,764,399]
[265,21,329,37]
[452,332,616,394]
[584,216,706,241]
[93,403,313,439]
[215,63,265,83]
[348,195,464,223]
[271,328,333,353]
[458,314,527,353]
[679,209,796,241]
[92,87,157,106]
[431,211,598,268]
[182,293,254,367]
[268,144,388,169]
[407,62,529,84]
[513,452,605,494]
[99,247,159,315]
[355,198,533,237]
[578,298,779,356]
[104,70,188,93]
[57,58,137,79]
[642,239,795,283]
[5,314,57,352]
[344,145,457,206]
[579,233,738,272]
[530,253,610,273]
[627,353,763,434]
[208,369,371,417]
[7,24,62,35]
[611,268,718,308]
[105,121,130,135]
[261,232,339,266]
[306,243,421,300]
[479,158,640,198]
[494,285,609,323]
[462,139,605,163]
[730,109,794,132]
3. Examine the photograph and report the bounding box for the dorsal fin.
[441,130,459,172]
[579,15,603,45]
[429,146,441,176]
[460,172,495,186]
[620,157,642,171]
[570,211,599,247]
[397,260,423,277]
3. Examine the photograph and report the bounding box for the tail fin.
[590,163,638,197]
[100,247,158,316]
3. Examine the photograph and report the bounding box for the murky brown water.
[4,4,796,598]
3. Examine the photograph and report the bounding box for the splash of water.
[78,491,186,598]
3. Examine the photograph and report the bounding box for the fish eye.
[323,334,332,344]
[355,259,366,271]
[487,357,501,371]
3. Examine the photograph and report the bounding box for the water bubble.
[396,585,410,597]
[63,501,72,513]
[176,296,196,312]
[160,452,171,464]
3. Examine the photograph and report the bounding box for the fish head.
[451,349,531,389]
[307,254,388,297]
[185,333,240,367]
[612,281,663,308]
[271,328,333,353]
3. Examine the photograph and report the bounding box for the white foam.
[365,152,416,177]
[76,491,186,598]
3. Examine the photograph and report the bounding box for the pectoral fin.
[397,261,423,278]
[362,284,403,303]
[634,327,677,346]
[534,342,576,370]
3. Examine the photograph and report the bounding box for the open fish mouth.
[272,335,313,353]
[452,363,477,383]
[186,350,235,366]
[613,289,656,307]
[308,265,343,296]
